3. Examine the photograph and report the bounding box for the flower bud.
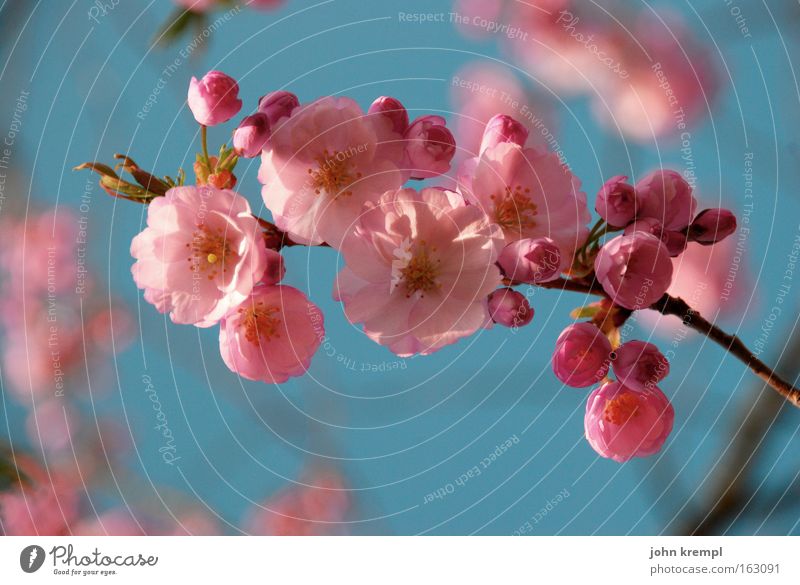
[624,217,687,257]
[688,208,737,245]
[596,175,637,228]
[233,113,271,158]
[612,340,669,391]
[262,248,286,285]
[479,114,528,155]
[257,90,299,127]
[498,237,561,283]
[487,288,533,328]
[551,322,612,387]
[368,96,409,135]
[187,70,242,126]
[404,115,456,179]
[584,381,674,462]
[594,232,673,310]
[635,169,696,230]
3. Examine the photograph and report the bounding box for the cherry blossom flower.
[334,187,503,356]
[187,71,242,126]
[404,115,456,179]
[218,284,323,383]
[130,186,267,327]
[552,322,612,387]
[612,340,669,391]
[487,288,533,328]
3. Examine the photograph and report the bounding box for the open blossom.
[635,170,697,231]
[404,115,456,179]
[498,237,561,283]
[187,70,242,126]
[596,175,637,228]
[594,232,673,310]
[612,340,669,391]
[584,381,674,462]
[334,187,503,356]
[258,96,406,247]
[233,113,270,158]
[130,186,267,327]
[487,288,533,328]
[219,284,323,383]
[457,140,590,270]
[552,322,612,387]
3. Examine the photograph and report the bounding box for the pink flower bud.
[487,288,533,328]
[624,217,687,257]
[232,113,271,158]
[479,114,528,155]
[612,340,669,391]
[405,115,456,179]
[187,70,242,126]
[596,175,637,228]
[257,90,299,127]
[368,96,409,135]
[262,248,286,285]
[594,232,673,310]
[174,0,216,12]
[635,169,697,230]
[552,322,612,388]
[688,208,737,245]
[584,381,674,462]
[498,237,561,283]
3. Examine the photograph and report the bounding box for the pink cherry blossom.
[594,232,673,310]
[233,112,270,158]
[612,340,669,391]
[584,381,674,462]
[258,90,299,127]
[498,237,561,284]
[689,208,737,245]
[624,217,687,258]
[261,248,285,285]
[404,115,456,180]
[551,322,612,387]
[479,113,529,155]
[258,96,406,247]
[334,187,503,356]
[487,288,533,328]
[635,170,697,231]
[457,141,590,270]
[218,284,323,383]
[73,510,145,536]
[187,70,242,126]
[596,175,637,228]
[368,96,409,135]
[130,186,267,327]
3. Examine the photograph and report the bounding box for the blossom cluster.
[80,69,738,463]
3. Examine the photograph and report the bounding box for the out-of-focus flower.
[497,237,561,283]
[404,115,456,180]
[174,0,217,12]
[584,381,674,462]
[457,140,589,270]
[73,509,145,536]
[233,113,271,158]
[596,175,637,228]
[130,186,267,327]
[594,232,673,310]
[258,96,406,247]
[635,170,696,231]
[487,288,533,328]
[688,208,737,245]
[612,340,669,391]
[335,187,502,356]
[187,70,242,126]
[551,322,612,387]
[218,284,323,383]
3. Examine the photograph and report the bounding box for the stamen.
[603,391,640,425]
[307,148,362,198]
[490,185,538,234]
[240,302,282,345]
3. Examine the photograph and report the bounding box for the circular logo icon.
[20,545,46,573]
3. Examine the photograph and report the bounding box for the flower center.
[307,149,362,198]
[394,241,441,297]
[603,391,640,425]
[490,185,537,234]
[240,302,282,345]
[187,225,233,280]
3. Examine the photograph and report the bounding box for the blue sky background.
[1,0,800,534]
